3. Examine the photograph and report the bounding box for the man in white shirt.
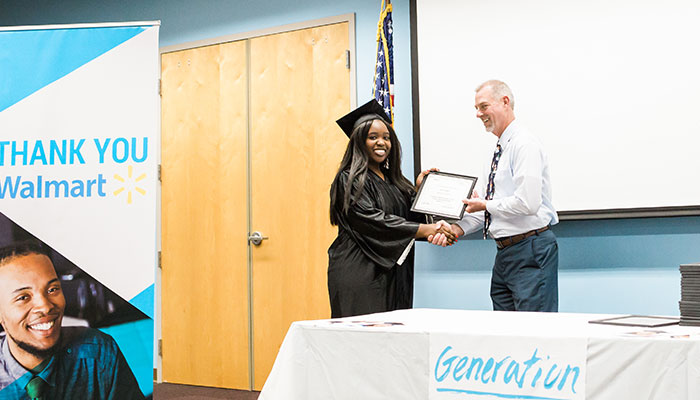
[431,80,559,311]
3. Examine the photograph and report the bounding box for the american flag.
[373,0,394,124]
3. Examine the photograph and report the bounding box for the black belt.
[495,225,550,250]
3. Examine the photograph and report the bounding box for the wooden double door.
[160,22,351,390]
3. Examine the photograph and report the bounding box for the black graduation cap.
[336,99,391,138]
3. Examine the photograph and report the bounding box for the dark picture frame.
[411,171,478,220]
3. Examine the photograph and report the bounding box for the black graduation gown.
[328,170,420,318]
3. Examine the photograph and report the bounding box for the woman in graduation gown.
[328,100,455,318]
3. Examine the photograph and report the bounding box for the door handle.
[248,231,269,246]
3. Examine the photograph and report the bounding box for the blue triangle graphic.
[99,319,154,396]
[129,283,154,319]
[0,26,146,113]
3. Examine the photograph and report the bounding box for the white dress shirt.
[456,119,558,238]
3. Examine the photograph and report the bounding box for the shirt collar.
[1,333,28,380]
[1,332,33,390]
[35,355,57,388]
[1,332,58,389]
[497,118,518,150]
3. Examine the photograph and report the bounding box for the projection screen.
[413,0,700,216]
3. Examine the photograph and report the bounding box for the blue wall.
[416,217,700,315]
[3,0,698,317]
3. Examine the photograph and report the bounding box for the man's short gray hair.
[476,80,515,110]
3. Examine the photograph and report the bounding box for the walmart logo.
[113,165,146,204]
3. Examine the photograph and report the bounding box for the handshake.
[419,220,463,247]
[414,168,475,247]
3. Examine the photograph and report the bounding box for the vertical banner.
[0,22,159,398]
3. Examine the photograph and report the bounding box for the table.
[259,309,700,400]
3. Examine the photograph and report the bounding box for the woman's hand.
[416,167,440,188]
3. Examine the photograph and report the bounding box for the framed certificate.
[410,171,478,219]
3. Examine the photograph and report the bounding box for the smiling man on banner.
[0,241,144,399]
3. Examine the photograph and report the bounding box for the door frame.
[157,14,357,386]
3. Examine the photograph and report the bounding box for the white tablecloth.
[259,309,700,400]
